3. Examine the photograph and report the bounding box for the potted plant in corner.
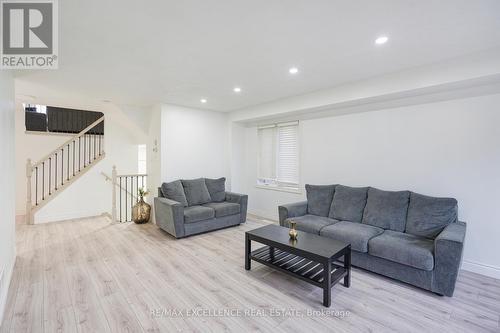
[132,187,151,224]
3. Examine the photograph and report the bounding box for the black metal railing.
[115,173,147,223]
[26,116,105,224]
[47,107,104,134]
[25,105,104,134]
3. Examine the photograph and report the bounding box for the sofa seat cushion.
[182,178,212,206]
[285,215,338,235]
[405,192,458,239]
[161,180,188,207]
[329,185,368,223]
[369,230,434,271]
[305,184,336,217]
[202,201,240,217]
[362,187,410,232]
[320,221,384,253]
[183,206,215,224]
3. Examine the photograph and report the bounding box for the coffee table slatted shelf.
[251,245,348,288]
[245,224,351,306]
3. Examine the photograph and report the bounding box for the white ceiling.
[14,0,500,112]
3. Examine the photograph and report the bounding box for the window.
[23,104,47,113]
[137,144,147,190]
[257,121,299,190]
[138,144,147,174]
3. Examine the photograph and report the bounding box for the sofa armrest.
[154,197,185,238]
[278,201,308,226]
[433,221,466,296]
[226,191,248,223]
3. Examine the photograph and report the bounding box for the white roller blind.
[277,123,299,184]
[257,121,299,187]
[258,125,276,180]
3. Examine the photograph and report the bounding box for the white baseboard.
[0,253,16,324]
[101,212,112,220]
[461,260,500,280]
[34,209,109,224]
[34,212,111,224]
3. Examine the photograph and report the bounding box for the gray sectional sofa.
[279,184,466,296]
[154,177,248,238]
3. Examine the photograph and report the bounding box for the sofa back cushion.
[329,185,368,222]
[161,180,188,207]
[305,184,336,217]
[362,187,410,232]
[181,178,212,206]
[405,192,457,239]
[205,177,226,202]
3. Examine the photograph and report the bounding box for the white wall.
[0,72,16,323]
[147,105,162,199]
[229,122,246,191]
[15,81,148,223]
[234,93,500,278]
[160,104,229,182]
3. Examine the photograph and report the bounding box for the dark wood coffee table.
[245,224,351,307]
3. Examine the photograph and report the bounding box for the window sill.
[255,184,302,194]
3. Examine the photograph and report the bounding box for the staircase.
[25,116,105,224]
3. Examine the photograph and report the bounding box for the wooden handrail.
[116,173,148,178]
[101,171,140,200]
[32,116,104,168]
[100,172,112,181]
[26,159,33,224]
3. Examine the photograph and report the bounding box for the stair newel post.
[112,165,117,223]
[26,158,33,225]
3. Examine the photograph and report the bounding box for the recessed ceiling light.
[200,98,207,103]
[375,36,389,45]
[289,67,299,74]
[233,87,242,93]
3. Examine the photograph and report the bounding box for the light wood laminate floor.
[1,216,499,333]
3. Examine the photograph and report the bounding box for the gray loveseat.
[154,177,248,238]
[279,184,466,296]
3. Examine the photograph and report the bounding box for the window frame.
[256,121,301,193]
